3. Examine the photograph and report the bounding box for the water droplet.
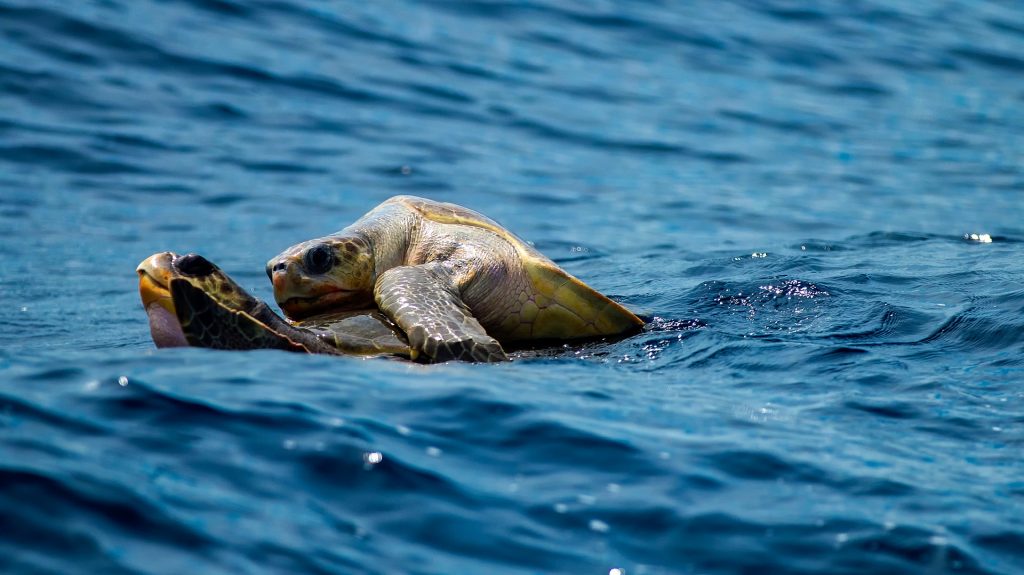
[117,376,129,387]
[589,519,610,533]
[610,568,625,575]
[364,451,383,465]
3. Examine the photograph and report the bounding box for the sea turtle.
[266,195,643,362]
[137,251,413,358]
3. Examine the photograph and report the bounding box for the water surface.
[1,1,1023,573]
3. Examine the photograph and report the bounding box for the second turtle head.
[267,234,376,319]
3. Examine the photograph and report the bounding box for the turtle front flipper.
[375,265,508,363]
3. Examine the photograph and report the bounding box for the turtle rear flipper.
[375,265,508,363]
[170,278,331,353]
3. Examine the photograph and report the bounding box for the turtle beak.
[137,252,176,314]
[271,267,289,294]
[266,257,287,288]
[137,252,189,348]
[268,258,306,302]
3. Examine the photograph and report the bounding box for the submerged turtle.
[267,195,643,362]
[137,252,413,358]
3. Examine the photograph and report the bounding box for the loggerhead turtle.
[137,251,413,358]
[266,195,643,362]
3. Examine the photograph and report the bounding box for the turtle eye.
[304,244,335,275]
[176,253,215,277]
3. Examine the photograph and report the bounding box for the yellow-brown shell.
[392,196,643,340]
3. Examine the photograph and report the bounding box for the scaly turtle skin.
[266,195,643,363]
[137,252,412,358]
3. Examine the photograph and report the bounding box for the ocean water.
[1,0,1023,573]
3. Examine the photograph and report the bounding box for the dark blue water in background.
[2,1,1023,573]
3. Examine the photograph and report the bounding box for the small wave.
[0,144,147,175]
[0,466,212,550]
[950,47,1024,72]
[0,62,109,111]
[911,291,1024,354]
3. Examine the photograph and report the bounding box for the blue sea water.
[1,0,1023,573]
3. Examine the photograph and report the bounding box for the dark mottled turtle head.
[266,234,375,320]
[137,251,409,356]
[137,252,259,348]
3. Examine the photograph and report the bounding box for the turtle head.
[267,234,376,320]
[137,252,256,347]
